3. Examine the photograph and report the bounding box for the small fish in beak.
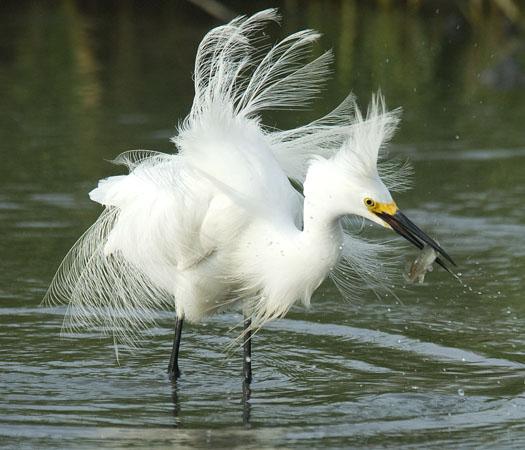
[404,245,437,284]
[373,206,456,273]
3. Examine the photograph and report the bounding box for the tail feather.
[43,208,172,347]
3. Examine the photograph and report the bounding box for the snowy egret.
[45,9,455,383]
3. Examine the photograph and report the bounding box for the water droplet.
[245,356,251,363]
[457,388,465,397]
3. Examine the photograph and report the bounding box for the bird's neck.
[300,196,345,271]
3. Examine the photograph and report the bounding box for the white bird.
[45,9,454,383]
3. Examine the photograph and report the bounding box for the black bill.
[375,210,456,272]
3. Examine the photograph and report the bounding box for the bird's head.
[303,93,455,267]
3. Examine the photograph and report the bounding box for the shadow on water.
[1,0,525,448]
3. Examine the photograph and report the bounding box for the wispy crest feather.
[332,93,402,177]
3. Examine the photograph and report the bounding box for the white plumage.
[45,9,423,347]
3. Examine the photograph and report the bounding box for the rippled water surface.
[1,1,525,448]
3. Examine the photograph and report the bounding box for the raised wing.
[172,8,347,187]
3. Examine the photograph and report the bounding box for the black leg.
[243,317,252,385]
[168,316,183,380]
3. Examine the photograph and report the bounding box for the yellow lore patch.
[367,201,398,216]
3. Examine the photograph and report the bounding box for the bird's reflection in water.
[242,381,252,426]
[171,381,182,426]
[169,378,252,426]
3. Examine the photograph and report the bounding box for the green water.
[1,1,525,448]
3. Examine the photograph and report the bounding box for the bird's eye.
[364,198,375,208]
